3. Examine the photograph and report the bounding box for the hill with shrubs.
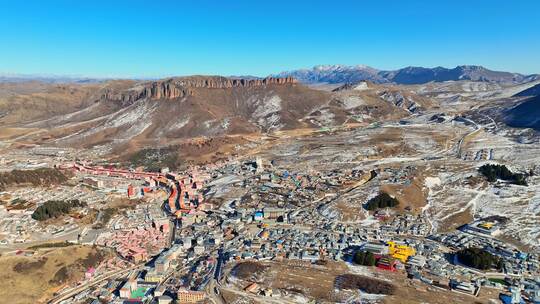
[32,200,87,221]
[0,168,68,190]
[364,192,399,211]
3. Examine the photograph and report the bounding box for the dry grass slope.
[0,245,107,304]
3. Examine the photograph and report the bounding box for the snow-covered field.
[422,161,540,250]
[252,111,540,250]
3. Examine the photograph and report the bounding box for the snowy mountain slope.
[277,65,539,85]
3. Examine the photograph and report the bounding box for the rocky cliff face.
[172,76,297,88]
[100,76,297,104]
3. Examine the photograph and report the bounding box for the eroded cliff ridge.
[100,76,297,103]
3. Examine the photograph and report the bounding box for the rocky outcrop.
[173,76,297,89]
[100,82,192,104]
[101,76,297,104]
[332,81,371,92]
[378,90,420,113]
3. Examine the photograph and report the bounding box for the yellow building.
[259,230,270,239]
[478,222,494,230]
[145,271,164,283]
[177,289,206,303]
[387,241,415,263]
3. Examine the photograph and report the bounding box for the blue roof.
[499,294,525,304]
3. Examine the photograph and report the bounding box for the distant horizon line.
[1,63,538,81]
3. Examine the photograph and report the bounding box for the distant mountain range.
[276,65,389,84]
[276,65,539,85]
[2,65,538,86]
[2,71,540,162]
[0,73,107,84]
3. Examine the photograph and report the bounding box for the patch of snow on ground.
[221,118,230,130]
[353,81,369,91]
[346,263,376,276]
[251,95,283,130]
[57,99,157,142]
[315,108,335,126]
[472,184,540,249]
[370,157,423,166]
[342,96,366,109]
[203,119,215,129]
[359,215,379,226]
[424,176,441,189]
[170,116,190,130]
[422,176,443,231]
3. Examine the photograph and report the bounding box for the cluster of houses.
[53,158,540,304]
[96,221,169,263]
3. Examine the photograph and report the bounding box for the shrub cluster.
[456,247,502,270]
[232,261,268,280]
[336,274,396,295]
[0,168,68,190]
[32,199,87,221]
[364,192,399,211]
[353,251,377,266]
[479,164,527,186]
[128,147,180,171]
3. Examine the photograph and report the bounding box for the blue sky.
[1,0,539,78]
